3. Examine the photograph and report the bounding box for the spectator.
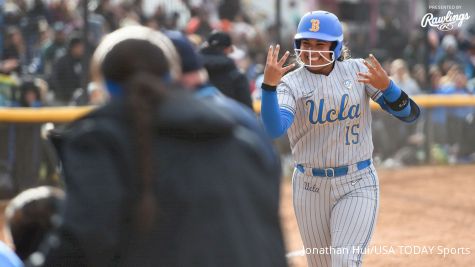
[0,59,20,75]
[427,29,441,65]
[439,64,462,88]
[49,35,84,105]
[411,64,429,91]
[429,65,442,91]
[37,26,286,267]
[389,59,421,95]
[4,186,64,262]
[48,0,74,25]
[94,0,118,32]
[41,22,67,76]
[2,27,25,74]
[166,31,262,136]
[436,34,470,78]
[200,31,253,109]
[86,82,107,105]
[186,7,213,37]
[20,0,48,65]
[432,68,474,161]
[18,79,42,107]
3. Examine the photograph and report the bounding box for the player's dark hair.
[5,186,64,260]
[332,42,351,61]
[101,39,171,235]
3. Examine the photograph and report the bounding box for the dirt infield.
[281,165,475,267]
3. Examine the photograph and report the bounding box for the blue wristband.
[382,80,401,102]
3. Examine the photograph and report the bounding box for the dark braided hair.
[92,26,181,234]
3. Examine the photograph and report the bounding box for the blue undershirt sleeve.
[261,90,295,139]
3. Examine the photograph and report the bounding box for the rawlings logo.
[421,11,470,31]
[309,19,320,32]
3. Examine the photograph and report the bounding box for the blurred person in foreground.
[4,186,64,263]
[32,26,286,267]
[0,241,22,267]
[200,31,253,109]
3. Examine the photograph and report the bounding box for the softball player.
[261,11,420,267]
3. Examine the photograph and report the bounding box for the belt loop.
[296,164,305,173]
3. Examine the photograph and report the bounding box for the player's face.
[299,39,333,70]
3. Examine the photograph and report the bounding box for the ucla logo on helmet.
[309,19,320,32]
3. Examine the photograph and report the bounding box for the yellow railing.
[1,95,475,123]
[0,106,94,123]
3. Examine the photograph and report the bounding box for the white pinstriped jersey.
[277,58,382,168]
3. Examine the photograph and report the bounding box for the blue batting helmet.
[294,11,343,59]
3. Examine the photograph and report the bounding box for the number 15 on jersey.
[345,123,359,145]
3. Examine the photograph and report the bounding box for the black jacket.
[37,90,287,267]
[200,47,253,109]
[50,53,83,103]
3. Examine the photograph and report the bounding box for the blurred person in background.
[389,59,421,96]
[86,82,106,105]
[387,61,426,165]
[48,0,74,25]
[439,64,463,87]
[429,65,443,92]
[116,2,142,27]
[436,34,472,79]
[4,186,64,262]
[374,59,423,165]
[94,0,119,32]
[430,65,449,153]
[432,66,475,163]
[20,0,49,65]
[166,31,261,136]
[427,29,441,65]
[0,59,19,75]
[35,26,286,267]
[17,79,42,107]
[2,27,25,74]
[200,31,253,109]
[411,64,429,91]
[40,22,67,77]
[49,35,84,105]
[403,31,426,68]
[185,7,213,37]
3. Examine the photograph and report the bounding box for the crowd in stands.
[0,0,272,107]
[1,0,474,104]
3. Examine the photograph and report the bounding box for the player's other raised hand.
[263,44,296,86]
[357,54,390,91]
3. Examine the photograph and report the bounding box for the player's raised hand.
[263,44,296,86]
[357,54,391,91]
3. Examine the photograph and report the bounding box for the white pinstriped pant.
[292,164,379,267]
